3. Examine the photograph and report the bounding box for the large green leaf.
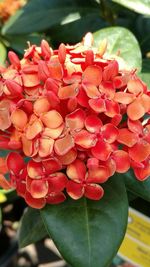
[93,26,142,71]
[19,208,47,248]
[2,0,99,35]
[123,170,150,202]
[112,0,150,15]
[50,13,108,46]
[138,59,150,88]
[41,176,128,267]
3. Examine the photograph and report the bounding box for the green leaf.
[50,13,108,46]
[0,42,7,65]
[123,170,150,202]
[112,0,150,15]
[2,0,99,35]
[19,208,47,248]
[93,26,142,71]
[138,59,150,88]
[41,176,128,267]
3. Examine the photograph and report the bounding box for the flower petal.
[57,148,77,165]
[82,65,102,86]
[117,128,138,147]
[47,172,67,192]
[127,119,143,135]
[74,130,97,149]
[66,180,84,200]
[27,160,43,179]
[54,134,74,155]
[101,123,119,143]
[33,97,51,116]
[46,192,66,204]
[105,100,120,118]
[42,124,64,139]
[25,191,46,209]
[84,184,104,200]
[91,139,112,161]
[7,152,25,175]
[85,115,102,133]
[89,98,106,113]
[114,92,135,104]
[66,108,85,131]
[58,83,79,99]
[129,140,150,162]
[26,119,43,140]
[39,137,54,158]
[67,159,86,181]
[30,180,48,198]
[127,78,145,95]
[87,166,110,183]
[11,109,28,130]
[112,150,130,173]
[127,99,145,121]
[22,73,40,87]
[41,110,63,129]
[42,158,62,175]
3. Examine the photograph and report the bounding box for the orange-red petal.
[82,65,102,86]
[27,160,43,179]
[84,184,104,200]
[87,166,109,183]
[66,180,84,200]
[54,134,74,155]
[67,159,86,181]
[117,128,138,147]
[25,191,46,209]
[47,172,67,193]
[7,152,25,175]
[112,150,130,173]
[30,180,48,198]
[91,139,112,161]
[85,115,102,133]
[66,108,85,131]
[101,123,119,143]
[128,140,150,162]
[41,110,63,129]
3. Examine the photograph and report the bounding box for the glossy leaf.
[0,42,7,66]
[93,26,142,71]
[41,176,128,267]
[112,0,150,15]
[2,0,99,35]
[123,170,150,202]
[19,208,47,248]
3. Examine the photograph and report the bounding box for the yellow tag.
[118,207,150,267]
[0,192,7,203]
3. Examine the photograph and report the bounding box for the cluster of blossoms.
[0,33,150,209]
[0,0,26,22]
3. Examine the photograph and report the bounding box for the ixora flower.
[0,33,150,209]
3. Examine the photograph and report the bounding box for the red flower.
[0,32,149,208]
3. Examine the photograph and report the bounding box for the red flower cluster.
[0,33,150,208]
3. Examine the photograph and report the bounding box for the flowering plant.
[0,32,150,267]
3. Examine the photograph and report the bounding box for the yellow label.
[118,207,150,267]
